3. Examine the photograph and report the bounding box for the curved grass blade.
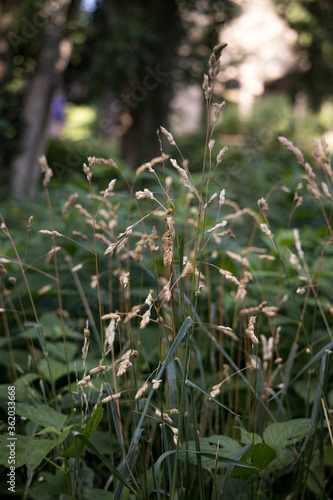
[269,341,333,401]
[154,448,255,477]
[182,295,277,422]
[75,433,139,495]
[185,380,240,416]
[114,317,193,500]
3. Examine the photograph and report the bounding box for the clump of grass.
[0,43,332,500]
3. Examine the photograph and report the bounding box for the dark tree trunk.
[10,0,80,199]
[120,0,180,168]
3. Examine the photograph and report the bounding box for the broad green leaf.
[265,448,295,473]
[63,402,103,458]
[26,428,70,477]
[216,477,253,500]
[207,435,242,457]
[82,488,114,499]
[239,428,262,445]
[232,443,276,478]
[263,418,311,451]
[16,403,67,431]
[0,434,31,467]
[28,470,68,499]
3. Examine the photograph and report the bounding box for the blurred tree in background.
[275,0,333,109]
[1,0,332,200]
[0,0,237,199]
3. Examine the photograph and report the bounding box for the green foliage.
[276,0,333,108]
[1,50,332,499]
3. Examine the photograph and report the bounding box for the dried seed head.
[140,309,151,329]
[160,126,176,146]
[260,223,274,240]
[27,215,34,231]
[145,289,154,307]
[64,193,79,214]
[213,101,226,124]
[219,189,226,206]
[135,188,154,200]
[89,365,106,374]
[39,155,53,187]
[258,197,268,213]
[202,74,211,99]
[135,381,148,400]
[216,146,228,166]
[246,316,259,344]
[102,393,121,403]
[102,179,117,197]
[207,221,227,233]
[155,409,173,424]
[162,280,172,301]
[181,260,194,278]
[208,42,227,80]
[117,357,132,376]
[278,137,304,166]
[78,375,90,387]
[152,379,161,390]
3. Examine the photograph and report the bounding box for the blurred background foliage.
[0,0,333,202]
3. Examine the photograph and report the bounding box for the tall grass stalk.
[1,44,332,500]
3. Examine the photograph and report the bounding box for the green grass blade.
[75,433,139,495]
[185,380,239,416]
[114,317,193,499]
[269,341,333,401]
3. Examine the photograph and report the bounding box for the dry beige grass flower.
[135,381,148,400]
[102,393,121,403]
[260,223,274,240]
[246,316,259,344]
[208,42,227,80]
[140,309,151,329]
[160,126,176,146]
[135,188,154,200]
[39,155,53,187]
[278,137,304,165]
[181,260,194,278]
[258,197,269,213]
[217,147,228,166]
[155,409,173,425]
[152,379,162,390]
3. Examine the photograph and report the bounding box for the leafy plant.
[0,43,332,500]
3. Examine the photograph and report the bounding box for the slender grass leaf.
[75,433,138,495]
[269,341,333,401]
[185,379,239,416]
[114,317,193,500]
[154,449,255,476]
[182,293,277,422]
[218,444,252,499]
[63,403,103,458]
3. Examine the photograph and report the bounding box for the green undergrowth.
[0,45,332,500]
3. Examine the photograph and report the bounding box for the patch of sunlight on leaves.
[62,104,96,140]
